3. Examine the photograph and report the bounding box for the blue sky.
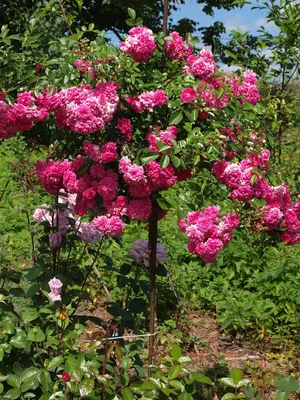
[171,0,279,43]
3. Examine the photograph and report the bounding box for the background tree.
[0,0,243,39]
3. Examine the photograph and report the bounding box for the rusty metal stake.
[148,197,158,369]
[148,0,168,372]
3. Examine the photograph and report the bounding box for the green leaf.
[0,374,7,382]
[2,319,15,334]
[237,379,251,388]
[75,0,83,12]
[21,368,40,383]
[171,154,181,168]
[141,152,159,164]
[28,328,45,342]
[171,345,182,360]
[128,298,146,314]
[168,365,181,380]
[135,17,143,25]
[26,266,43,281]
[47,356,64,371]
[230,368,243,384]
[85,71,93,83]
[191,109,198,121]
[190,373,213,385]
[169,111,183,125]
[276,392,289,400]
[79,378,94,397]
[128,8,136,20]
[7,375,21,388]
[4,388,21,399]
[170,380,185,392]
[26,284,39,298]
[224,50,237,60]
[13,362,23,376]
[66,355,80,379]
[140,382,156,390]
[126,18,136,27]
[122,388,133,400]
[0,383,3,394]
[178,393,193,400]
[9,288,24,297]
[157,198,170,210]
[10,331,30,349]
[276,377,299,393]
[160,155,170,169]
[221,394,236,400]
[220,378,237,388]
[21,378,39,393]
[35,328,46,342]
[122,358,131,371]
[22,308,39,324]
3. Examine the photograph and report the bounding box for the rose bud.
[62,372,70,382]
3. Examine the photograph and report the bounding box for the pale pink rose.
[48,277,63,302]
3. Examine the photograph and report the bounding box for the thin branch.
[71,243,103,316]
[58,0,73,35]
[110,27,123,41]
[85,247,110,297]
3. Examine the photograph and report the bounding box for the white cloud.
[219,64,242,74]
[255,17,278,33]
[223,14,249,32]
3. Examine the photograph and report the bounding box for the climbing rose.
[75,59,95,80]
[93,215,125,237]
[165,32,192,61]
[116,118,133,141]
[178,207,239,263]
[180,88,197,103]
[120,26,156,63]
[126,90,168,113]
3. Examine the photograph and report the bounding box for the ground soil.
[77,297,300,377]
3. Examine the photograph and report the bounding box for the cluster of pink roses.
[165,32,193,61]
[120,26,156,63]
[116,118,133,141]
[125,90,168,113]
[36,81,119,135]
[178,206,239,263]
[180,68,260,120]
[35,133,184,238]
[0,91,48,139]
[75,59,96,80]
[0,81,119,139]
[146,125,178,152]
[213,151,300,244]
[229,70,260,104]
[183,48,216,80]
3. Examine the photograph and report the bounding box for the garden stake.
[148,196,158,369]
[147,0,169,372]
[162,0,169,70]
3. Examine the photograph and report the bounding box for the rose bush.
[0,7,299,399]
